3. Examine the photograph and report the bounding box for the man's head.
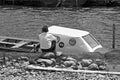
[42,25,48,32]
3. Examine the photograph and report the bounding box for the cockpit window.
[82,34,99,48]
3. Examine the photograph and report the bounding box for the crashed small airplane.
[0,26,107,55]
[49,26,104,54]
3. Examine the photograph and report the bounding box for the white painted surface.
[49,26,89,37]
[48,26,103,55]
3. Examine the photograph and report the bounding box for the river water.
[0,6,120,49]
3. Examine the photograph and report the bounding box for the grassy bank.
[85,0,120,7]
[0,0,120,7]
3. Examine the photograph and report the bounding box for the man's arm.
[48,34,57,42]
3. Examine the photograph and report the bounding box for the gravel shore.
[0,65,120,80]
[0,52,120,80]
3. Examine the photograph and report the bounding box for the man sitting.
[38,25,57,53]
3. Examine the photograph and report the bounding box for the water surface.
[0,6,120,49]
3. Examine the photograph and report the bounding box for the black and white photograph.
[0,0,120,80]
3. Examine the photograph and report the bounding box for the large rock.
[81,59,93,67]
[95,59,106,66]
[88,63,99,70]
[63,60,76,67]
[66,56,77,62]
[36,59,54,67]
[99,65,106,70]
[41,52,55,59]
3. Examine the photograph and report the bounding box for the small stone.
[20,56,29,61]
[99,65,106,70]
[95,59,105,66]
[29,60,37,65]
[21,61,30,67]
[61,56,67,61]
[56,52,63,57]
[77,63,82,70]
[54,65,61,68]
[40,63,46,67]
[82,67,88,70]
[12,59,17,62]
[97,74,105,79]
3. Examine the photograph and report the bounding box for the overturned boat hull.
[0,36,39,53]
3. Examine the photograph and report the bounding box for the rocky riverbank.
[0,51,108,71]
[0,51,120,80]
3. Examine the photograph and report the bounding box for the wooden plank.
[0,36,39,42]
[11,41,28,48]
[0,38,6,42]
[0,41,16,45]
[27,65,120,75]
[0,36,40,52]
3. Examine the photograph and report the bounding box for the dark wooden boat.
[0,36,39,53]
